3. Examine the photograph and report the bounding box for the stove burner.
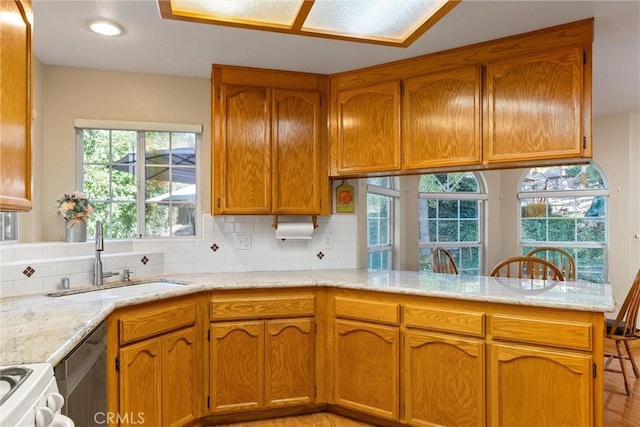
[0,366,32,406]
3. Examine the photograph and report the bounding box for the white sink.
[51,281,185,302]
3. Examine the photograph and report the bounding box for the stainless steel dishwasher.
[54,321,107,427]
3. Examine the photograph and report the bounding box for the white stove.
[0,363,74,427]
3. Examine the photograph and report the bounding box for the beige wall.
[19,58,45,242]
[24,65,211,242]
[592,113,640,312]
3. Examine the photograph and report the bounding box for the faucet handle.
[123,269,132,281]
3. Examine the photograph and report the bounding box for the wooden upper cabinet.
[0,0,33,212]
[484,45,585,163]
[211,65,329,215]
[329,19,592,177]
[402,65,483,169]
[333,81,401,175]
[213,85,271,214]
[272,90,323,214]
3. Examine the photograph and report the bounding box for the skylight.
[158,0,460,47]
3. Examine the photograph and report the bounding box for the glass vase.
[65,220,87,243]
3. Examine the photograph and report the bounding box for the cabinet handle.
[217,198,221,209]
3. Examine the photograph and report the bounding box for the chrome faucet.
[93,221,120,287]
[93,221,104,286]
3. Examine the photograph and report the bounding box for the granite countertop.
[0,269,615,367]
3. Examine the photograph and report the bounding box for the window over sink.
[75,120,201,239]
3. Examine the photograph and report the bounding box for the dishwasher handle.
[56,338,106,396]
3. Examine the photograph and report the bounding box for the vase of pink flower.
[56,191,94,242]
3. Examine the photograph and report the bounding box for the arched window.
[367,177,398,269]
[518,163,609,282]
[418,172,486,274]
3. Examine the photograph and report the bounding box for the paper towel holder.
[272,215,318,230]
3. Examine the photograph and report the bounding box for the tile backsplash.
[0,214,357,297]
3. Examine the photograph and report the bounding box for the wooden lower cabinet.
[403,330,484,427]
[107,288,602,427]
[210,321,264,412]
[265,318,315,407]
[489,342,593,427]
[119,326,198,427]
[210,318,315,413]
[333,319,399,420]
[119,339,161,426]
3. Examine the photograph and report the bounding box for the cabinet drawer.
[404,305,485,337]
[334,297,399,325]
[210,295,315,321]
[119,298,196,345]
[491,314,592,351]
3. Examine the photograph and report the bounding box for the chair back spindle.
[490,256,564,281]
[526,247,577,281]
[431,247,459,274]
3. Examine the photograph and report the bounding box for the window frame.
[367,178,399,270]
[517,163,609,282]
[417,172,487,275]
[0,212,18,243]
[75,120,202,240]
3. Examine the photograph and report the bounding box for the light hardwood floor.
[603,340,640,427]
[219,342,639,427]
[217,413,376,427]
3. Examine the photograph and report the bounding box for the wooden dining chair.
[526,247,577,281]
[604,268,640,396]
[431,247,459,274]
[490,256,564,281]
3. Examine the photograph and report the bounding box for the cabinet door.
[402,65,482,169]
[333,319,399,420]
[272,90,323,214]
[162,327,198,427]
[0,0,32,211]
[210,321,264,412]
[213,85,271,214]
[265,318,315,407]
[119,339,162,427]
[489,342,593,426]
[485,45,584,164]
[403,330,484,427]
[334,81,401,174]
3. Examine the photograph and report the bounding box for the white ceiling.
[33,0,640,117]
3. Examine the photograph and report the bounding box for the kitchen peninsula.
[0,270,614,426]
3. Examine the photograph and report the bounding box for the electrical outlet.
[236,234,252,250]
[323,234,333,249]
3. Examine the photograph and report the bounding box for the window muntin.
[367,177,398,270]
[518,164,608,283]
[418,172,485,275]
[79,128,198,239]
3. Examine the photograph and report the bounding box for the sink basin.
[48,281,187,302]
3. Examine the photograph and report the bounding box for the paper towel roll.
[275,222,315,240]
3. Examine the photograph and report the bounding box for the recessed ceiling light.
[86,19,125,36]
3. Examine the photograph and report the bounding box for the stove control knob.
[35,406,55,427]
[46,392,65,412]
